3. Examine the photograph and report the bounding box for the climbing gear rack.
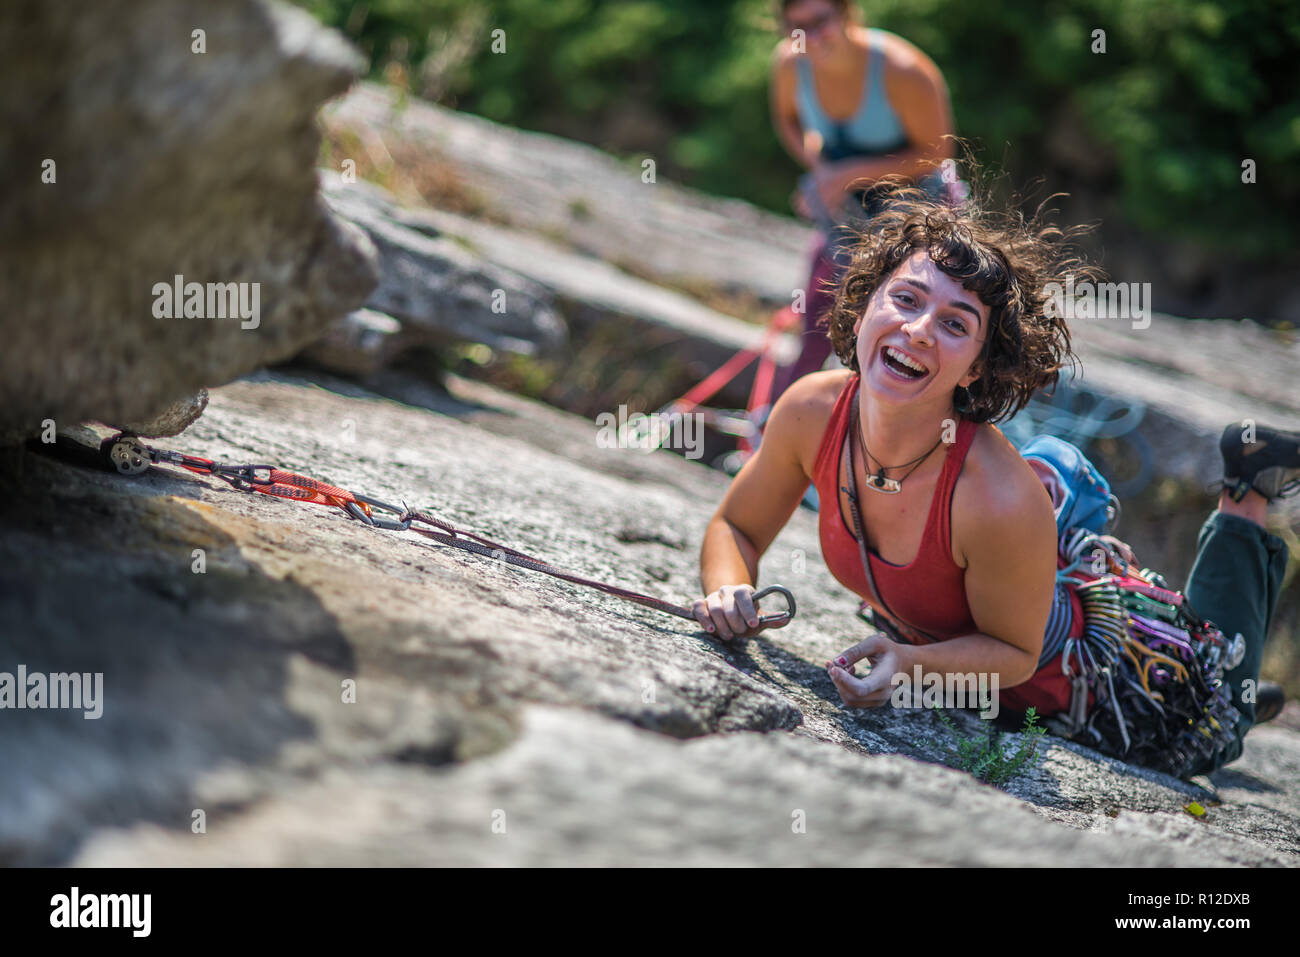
[1054,527,1244,778]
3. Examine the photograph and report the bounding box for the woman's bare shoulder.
[952,423,1056,554]
[770,36,799,72]
[765,370,853,471]
[872,28,945,81]
[773,369,852,420]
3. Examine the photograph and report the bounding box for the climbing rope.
[1054,527,1244,777]
[100,434,796,632]
[1002,375,1154,498]
[655,305,802,459]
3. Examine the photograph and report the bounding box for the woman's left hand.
[825,632,907,708]
[1097,534,1138,568]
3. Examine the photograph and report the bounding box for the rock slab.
[1,369,1295,866]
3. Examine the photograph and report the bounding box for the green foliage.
[861,0,1299,258]
[295,0,1300,261]
[924,705,1048,787]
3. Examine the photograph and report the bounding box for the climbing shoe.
[1255,681,1285,725]
[1218,422,1300,502]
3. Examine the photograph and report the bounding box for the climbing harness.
[98,434,796,633]
[1052,527,1244,778]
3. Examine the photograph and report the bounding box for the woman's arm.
[828,458,1057,703]
[697,374,832,637]
[908,483,1057,689]
[769,43,819,170]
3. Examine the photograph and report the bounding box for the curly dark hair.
[824,183,1098,424]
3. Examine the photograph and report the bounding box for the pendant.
[867,471,902,494]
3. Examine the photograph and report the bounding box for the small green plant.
[922,706,1048,787]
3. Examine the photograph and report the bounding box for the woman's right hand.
[790,186,813,220]
[692,584,764,641]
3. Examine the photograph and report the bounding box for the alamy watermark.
[152,274,261,329]
[891,665,1000,720]
[50,887,150,937]
[0,665,103,719]
[1043,275,1151,330]
[596,405,704,460]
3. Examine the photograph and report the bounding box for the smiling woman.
[694,183,1297,777]
[696,183,1086,708]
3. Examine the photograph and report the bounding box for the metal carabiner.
[352,493,412,531]
[753,585,796,629]
[212,463,276,490]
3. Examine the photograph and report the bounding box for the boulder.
[321,173,797,423]
[110,390,210,438]
[0,0,380,441]
[298,309,409,378]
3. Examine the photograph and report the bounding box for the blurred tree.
[297,0,1300,262]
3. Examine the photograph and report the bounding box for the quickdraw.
[1054,527,1244,777]
[98,434,796,632]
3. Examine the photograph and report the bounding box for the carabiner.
[352,492,412,531]
[753,585,796,629]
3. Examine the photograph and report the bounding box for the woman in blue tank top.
[769,0,958,401]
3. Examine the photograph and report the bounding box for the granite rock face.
[0,0,379,441]
[323,83,811,307]
[1,369,1295,866]
[2,13,1296,866]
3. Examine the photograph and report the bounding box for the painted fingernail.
[838,657,848,666]
[748,619,758,628]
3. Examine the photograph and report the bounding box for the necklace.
[854,405,945,494]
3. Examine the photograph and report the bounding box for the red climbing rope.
[659,305,802,454]
[100,434,796,631]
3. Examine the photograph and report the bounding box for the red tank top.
[809,373,1085,716]
[812,374,977,640]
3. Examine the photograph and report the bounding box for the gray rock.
[321,174,799,417]
[1069,310,1300,486]
[323,83,812,307]
[2,368,1295,865]
[71,706,1226,867]
[298,309,408,378]
[0,0,379,441]
[322,173,567,357]
[369,187,800,359]
[109,390,210,438]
